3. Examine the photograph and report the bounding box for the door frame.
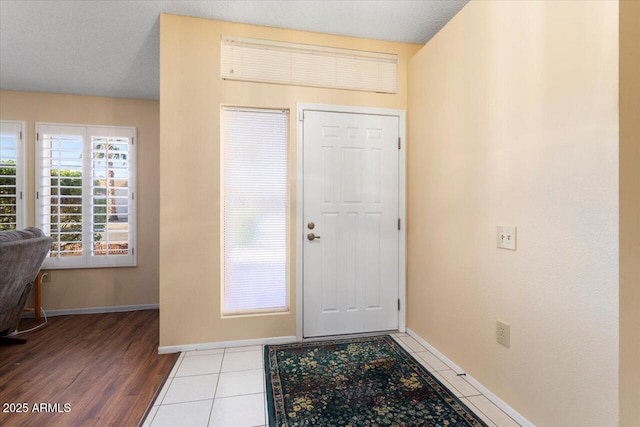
[295,103,406,340]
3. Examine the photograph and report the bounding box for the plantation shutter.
[88,127,135,266]
[222,107,289,315]
[37,124,86,262]
[36,123,136,269]
[221,36,398,94]
[0,121,25,230]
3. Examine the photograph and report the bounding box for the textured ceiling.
[0,0,468,100]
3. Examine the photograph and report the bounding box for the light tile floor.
[143,334,522,427]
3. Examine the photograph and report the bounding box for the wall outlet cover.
[497,320,510,348]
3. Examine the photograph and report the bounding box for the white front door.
[303,110,399,337]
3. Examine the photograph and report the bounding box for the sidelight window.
[221,107,289,315]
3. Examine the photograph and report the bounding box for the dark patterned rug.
[264,335,488,426]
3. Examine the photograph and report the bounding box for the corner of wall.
[619,1,640,424]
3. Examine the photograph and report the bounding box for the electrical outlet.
[496,321,510,348]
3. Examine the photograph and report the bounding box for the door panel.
[303,111,399,337]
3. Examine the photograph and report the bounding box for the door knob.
[307,233,321,241]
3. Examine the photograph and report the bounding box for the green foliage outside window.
[0,164,106,238]
[50,168,84,249]
[1,142,127,251]
[0,160,17,230]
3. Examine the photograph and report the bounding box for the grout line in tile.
[213,391,265,400]
[464,391,483,397]
[428,352,457,372]
[167,372,222,379]
[468,395,522,427]
[440,370,482,398]
[157,397,215,407]
[460,398,499,427]
[261,352,266,394]
[394,339,415,354]
[185,353,225,358]
[401,338,452,370]
[184,348,225,357]
[433,371,463,398]
[216,370,265,399]
[207,399,218,427]
[156,377,173,406]
[207,350,224,426]
[213,352,225,397]
[144,405,159,427]
[418,351,451,372]
[224,345,264,353]
[168,354,183,379]
[262,392,268,426]
[397,335,428,353]
[220,367,265,373]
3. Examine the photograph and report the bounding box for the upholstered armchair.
[0,227,52,344]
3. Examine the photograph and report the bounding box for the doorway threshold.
[302,330,398,342]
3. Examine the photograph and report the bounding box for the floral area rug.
[264,335,487,426]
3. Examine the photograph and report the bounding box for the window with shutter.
[222,107,289,315]
[35,123,136,269]
[0,121,25,231]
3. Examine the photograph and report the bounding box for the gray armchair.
[0,227,52,344]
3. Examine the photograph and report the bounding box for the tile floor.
[143,334,522,427]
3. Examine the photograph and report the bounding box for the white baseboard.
[22,303,159,318]
[158,335,298,355]
[406,328,534,427]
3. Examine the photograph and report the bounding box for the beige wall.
[0,90,160,311]
[159,14,420,347]
[620,1,640,425]
[407,1,619,425]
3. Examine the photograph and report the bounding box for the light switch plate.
[497,226,516,250]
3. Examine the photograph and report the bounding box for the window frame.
[35,122,137,269]
[0,120,26,231]
[220,106,290,316]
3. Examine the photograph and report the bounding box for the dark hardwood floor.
[0,310,178,427]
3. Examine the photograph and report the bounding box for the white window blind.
[221,36,398,94]
[0,121,25,231]
[35,123,136,269]
[222,107,289,315]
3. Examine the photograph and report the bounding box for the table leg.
[34,271,42,322]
